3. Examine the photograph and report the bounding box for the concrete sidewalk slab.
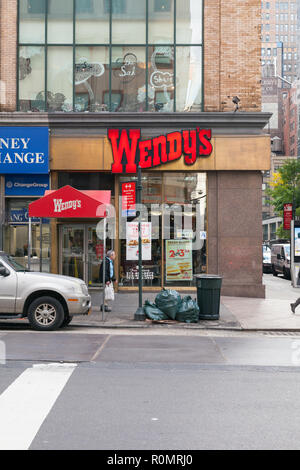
[221,297,300,330]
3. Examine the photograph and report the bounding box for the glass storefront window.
[48,0,73,44]
[19,46,45,112]
[119,173,162,287]
[176,0,202,44]
[112,0,146,44]
[19,0,46,44]
[47,46,73,111]
[148,46,174,112]
[119,172,206,288]
[75,0,110,44]
[4,199,50,272]
[163,173,207,286]
[176,46,202,112]
[111,46,146,112]
[17,0,203,112]
[148,0,174,44]
[75,47,109,112]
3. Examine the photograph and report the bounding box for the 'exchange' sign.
[0,127,49,174]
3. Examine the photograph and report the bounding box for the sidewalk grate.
[262,331,300,337]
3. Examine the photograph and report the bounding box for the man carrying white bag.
[99,250,116,312]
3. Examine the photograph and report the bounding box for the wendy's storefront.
[0,112,271,297]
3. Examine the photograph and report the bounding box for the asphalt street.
[1,328,300,450]
[0,274,300,451]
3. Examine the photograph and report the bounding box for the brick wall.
[0,0,17,111]
[204,0,262,112]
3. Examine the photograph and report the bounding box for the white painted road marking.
[0,363,77,450]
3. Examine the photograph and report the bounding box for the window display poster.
[295,227,300,257]
[166,240,193,281]
[122,182,136,217]
[126,222,151,260]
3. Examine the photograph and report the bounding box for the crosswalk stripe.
[0,363,77,450]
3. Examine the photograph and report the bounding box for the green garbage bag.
[143,300,169,321]
[176,296,199,323]
[155,289,181,320]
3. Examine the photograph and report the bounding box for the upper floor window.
[28,0,45,14]
[18,0,203,113]
[154,0,171,11]
[77,0,94,14]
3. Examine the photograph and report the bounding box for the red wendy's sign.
[108,128,213,174]
[29,185,111,218]
[283,203,293,230]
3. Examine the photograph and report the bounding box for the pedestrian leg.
[291,297,300,313]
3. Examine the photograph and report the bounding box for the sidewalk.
[72,278,300,331]
[73,290,241,330]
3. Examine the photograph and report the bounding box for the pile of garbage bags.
[143,289,199,323]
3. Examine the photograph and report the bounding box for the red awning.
[28,185,111,218]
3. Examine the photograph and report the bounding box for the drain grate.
[263,331,300,337]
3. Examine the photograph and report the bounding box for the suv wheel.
[27,296,65,331]
[60,315,73,328]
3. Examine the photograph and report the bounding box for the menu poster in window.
[122,182,136,217]
[126,222,152,261]
[166,240,193,281]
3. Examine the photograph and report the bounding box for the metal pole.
[28,217,32,271]
[102,216,107,321]
[39,218,43,272]
[134,166,145,320]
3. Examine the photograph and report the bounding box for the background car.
[262,244,272,273]
[271,243,291,279]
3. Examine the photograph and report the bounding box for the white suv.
[0,252,91,331]
[271,243,291,279]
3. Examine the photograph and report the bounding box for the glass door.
[60,224,112,286]
[61,225,85,280]
[87,225,102,287]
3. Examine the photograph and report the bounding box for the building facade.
[261,0,299,84]
[0,0,270,298]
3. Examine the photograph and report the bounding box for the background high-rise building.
[261,0,299,83]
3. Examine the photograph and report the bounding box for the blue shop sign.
[0,127,49,174]
[5,174,50,196]
[9,208,48,224]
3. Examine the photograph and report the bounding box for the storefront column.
[207,171,265,298]
[50,171,58,274]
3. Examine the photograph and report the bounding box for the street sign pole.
[134,166,145,321]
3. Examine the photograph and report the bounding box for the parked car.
[262,244,272,273]
[0,252,91,331]
[271,243,291,279]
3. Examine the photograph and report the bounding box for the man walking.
[99,250,116,312]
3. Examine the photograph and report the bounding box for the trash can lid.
[194,274,223,279]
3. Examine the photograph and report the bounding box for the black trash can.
[195,274,222,320]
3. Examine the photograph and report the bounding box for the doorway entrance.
[59,224,111,287]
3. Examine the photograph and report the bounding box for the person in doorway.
[99,250,116,312]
